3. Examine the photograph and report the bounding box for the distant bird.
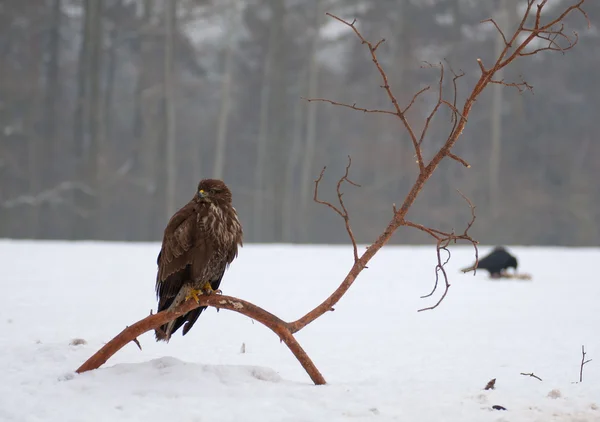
[154,179,243,342]
[461,246,518,278]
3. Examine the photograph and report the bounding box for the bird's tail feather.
[154,289,206,342]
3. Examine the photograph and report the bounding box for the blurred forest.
[0,0,597,245]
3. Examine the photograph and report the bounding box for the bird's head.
[195,179,232,205]
[507,256,518,270]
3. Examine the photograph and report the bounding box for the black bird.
[461,246,518,278]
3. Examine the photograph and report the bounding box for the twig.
[407,190,478,311]
[580,345,592,382]
[313,156,361,263]
[302,97,396,116]
[521,372,543,381]
[309,13,425,172]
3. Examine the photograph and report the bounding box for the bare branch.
[399,190,477,311]
[78,1,588,387]
[521,372,543,381]
[313,156,360,262]
[489,78,534,93]
[580,345,592,382]
[403,86,430,114]
[319,13,425,172]
[481,18,510,47]
[448,152,471,168]
[302,97,397,116]
[418,61,445,146]
[76,294,326,385]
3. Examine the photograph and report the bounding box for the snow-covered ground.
[1,240,599,422]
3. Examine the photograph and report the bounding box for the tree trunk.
[266,0,289,243]
[253,0,282,242]
[71,0,103,239]
[213,0,241,180]
[40,0,62,238]
[489,0,506,218]
[85,0,103,238]
[282,64,306,243]
[26,19,43,238]
[298,0,323,242]
[164,0,177,220]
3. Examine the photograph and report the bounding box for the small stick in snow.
[580,345,592,382]
[520,372,542,381]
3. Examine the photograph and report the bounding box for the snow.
[1,240,599,422]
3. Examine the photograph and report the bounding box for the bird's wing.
[156,201,201,297]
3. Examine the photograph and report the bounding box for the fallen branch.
[520,372,543,381]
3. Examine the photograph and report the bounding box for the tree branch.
[77,1,588,385]
[307,13,425,173]
[313,156,361,263]
[76,294,326,385]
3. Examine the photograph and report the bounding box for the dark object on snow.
[484,378,496,390]
[154,179,243,342]
[461,246,518,278]
[492,405,507,411]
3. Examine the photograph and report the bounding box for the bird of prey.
[154,179,243,342]
[461,246,518,278]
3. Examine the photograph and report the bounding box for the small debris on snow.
[369,408,380,415]
[240,342,246,354]
[547,389,562,399]
[58,372,75,382]
[492,405,507,411]
[475,393,489,404]
[70,338,87,346]
[484,378,496,390]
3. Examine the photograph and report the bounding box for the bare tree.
[76,0,587,384]
[164,0,178,220]
[213,0,243,180]
[253,0,284,241]
[299,0,324,240]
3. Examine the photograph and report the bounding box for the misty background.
[0,0,597,246]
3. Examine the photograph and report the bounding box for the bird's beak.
[198,189,206,199]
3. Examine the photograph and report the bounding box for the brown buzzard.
[154,179,243,342]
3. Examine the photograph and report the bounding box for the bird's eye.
[209,189,217,195]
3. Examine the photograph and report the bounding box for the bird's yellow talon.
[185,289,202,303]
[200,281,219,295]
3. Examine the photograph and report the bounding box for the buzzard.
[154,179,243,342]
[461,246,518,278]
